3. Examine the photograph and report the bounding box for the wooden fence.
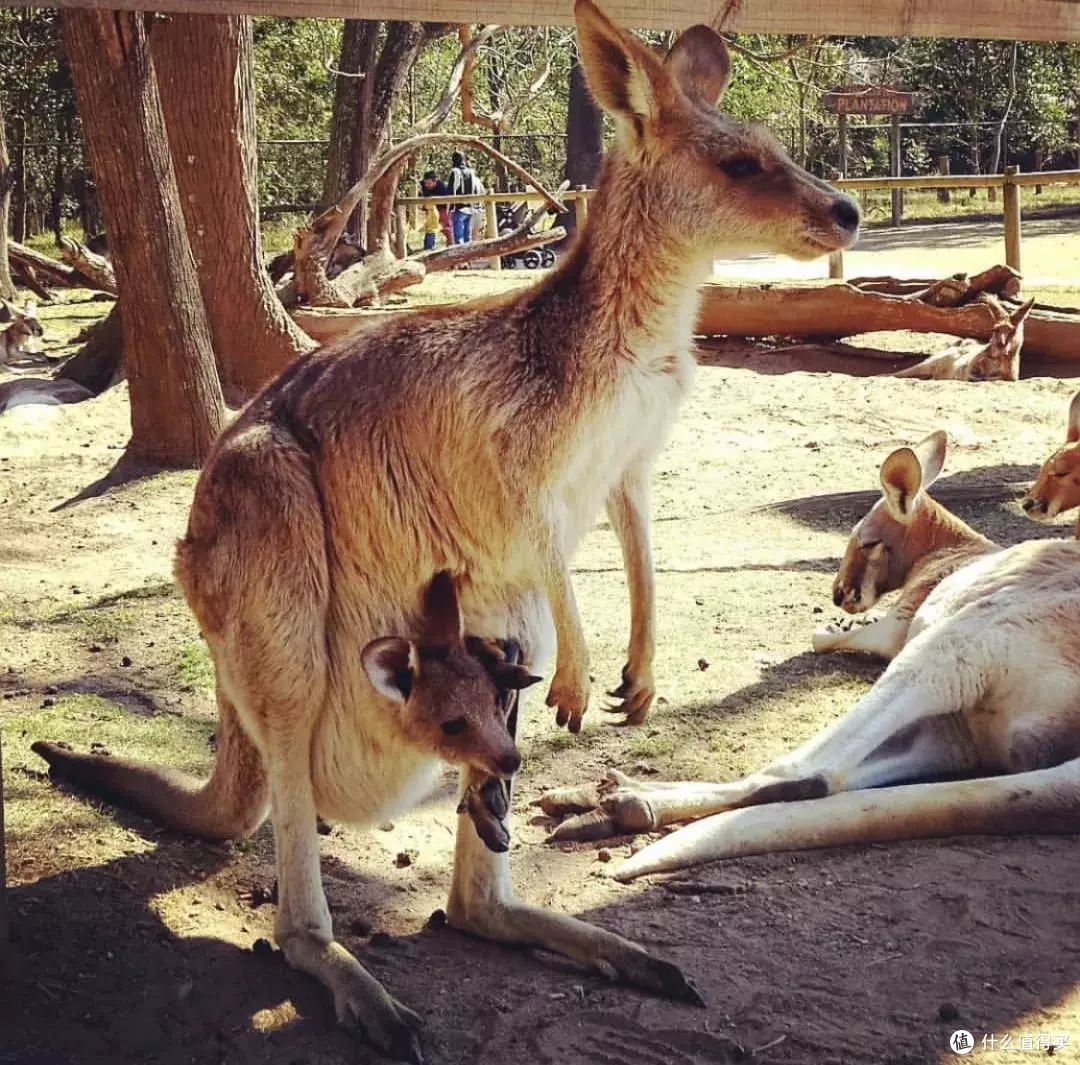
[397,168,1080,278]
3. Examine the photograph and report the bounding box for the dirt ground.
[2,265,1080,1065]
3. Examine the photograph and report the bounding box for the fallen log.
[417,223,565,273]
[11,261,53,303]
[58,235,118,294]
[695,281,1080,363]
[8,240,78,288]
[333,247,427,307]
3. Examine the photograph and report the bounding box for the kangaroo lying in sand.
[893,298,1035,381]
[1022,389,1080,536]
[34,2,858,1057]
[544,437,1080,881]
[811,430,996,660]
[0,298,43,365]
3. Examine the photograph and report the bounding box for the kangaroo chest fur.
[307,343,695,825]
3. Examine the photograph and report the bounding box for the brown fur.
[33,3,858,1058]
[0,298,43,366]
[1022,388,1080,536]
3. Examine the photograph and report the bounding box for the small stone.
[426,909,447,930]
[349,916,373,936]
[44,685,58,695]
[937,1002,960,1022]
[377,822,394,832]
[812,606,823,614]
[89,644,103,653]
[597,849,612,863]
[42,697,54,708]
[697,658,710,671]
[252,938,275,958]
[214,902,225,912]
[395,851,413,868]
[121,656,132,667]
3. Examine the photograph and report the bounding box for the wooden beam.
[16,0,1080,43]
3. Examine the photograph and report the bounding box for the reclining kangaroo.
[33,1,858,1058]
[0,297,44,366]
[544,433,1080,881]
[1022,389,1080,535]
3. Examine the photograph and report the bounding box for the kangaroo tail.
[32,696,268,841]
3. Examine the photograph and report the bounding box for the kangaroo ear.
[490,663,543,692]
[1011,297,1036,327]
[664,24,731,108]
[0,301,12,323]
[1068,390,1080,443]
[880,446,923,523]
[361,637,416,704]
[420,571,463,649]
[574,0,669,139]
[913,430,948,490]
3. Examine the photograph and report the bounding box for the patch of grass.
[175,641,215,693]
[626,732,677,760]
[4,692,215,847]
[79,606,135,645]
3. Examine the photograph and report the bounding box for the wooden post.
[935,154,951,203]
[485,199,501,271]
[1003,165,1021,272]
[1034,148,1044,194]
[573,184,589,230]
[394,205,408,258]
[828,250,844,279]
[838,113,848,176]
[890,114,902,226]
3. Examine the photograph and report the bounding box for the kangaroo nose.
[496,752,521,777]
[832,586,844,607]
[1021,497,1037,512]
[830,197,860,233]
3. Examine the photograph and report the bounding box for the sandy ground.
[2,256,1080,1065]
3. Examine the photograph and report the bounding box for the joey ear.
[361,637,416,704]
[913,430,948,489]
[879,446,922,523]
[574,0,668,135]
[420,570,463,649]
[664,24,731,108]
[490,663,543,692]
[1067,391,1080,443]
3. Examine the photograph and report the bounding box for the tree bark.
[150,13,313,403]
[0,95,17,301]
[63,10,225,468]
[558,60,602,239]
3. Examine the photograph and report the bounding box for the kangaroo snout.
[830,196,860,234]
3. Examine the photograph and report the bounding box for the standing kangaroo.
[33,2,858,1059]
[1022,389,1080,535]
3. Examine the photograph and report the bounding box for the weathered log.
[696,282,1003,343]
[8,240,78,287]
[12,261,53,303]
[58,234,118,294]
[335,247,427,306]
[696,281,1080,364]
[849,264,1021,303]
[57,304,124,394]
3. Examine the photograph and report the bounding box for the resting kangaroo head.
[0,298,43,341]
[968,297,1035,382]
[833,431,949,613]
[1022,390,1080,524]
[360,572,541,778]
[576,0,859,265]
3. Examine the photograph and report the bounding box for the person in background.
[448,151,484,244]
[420,170,451,250]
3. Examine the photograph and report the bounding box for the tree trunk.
[0,95,17,301]
[11,112,26,243]
[322,19,380,211]
[150,14,313,404]
[62,10,225,468]
[559,61,602,238]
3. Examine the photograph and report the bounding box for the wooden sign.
[822,86,917,116]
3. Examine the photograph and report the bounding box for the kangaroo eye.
[720,156,762,179]
[860,540,881,550]
[440,718,467,736]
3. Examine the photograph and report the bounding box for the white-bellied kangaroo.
[544,439,1080,881]
[1022,389,1080,536]
[33,1,859,1058]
